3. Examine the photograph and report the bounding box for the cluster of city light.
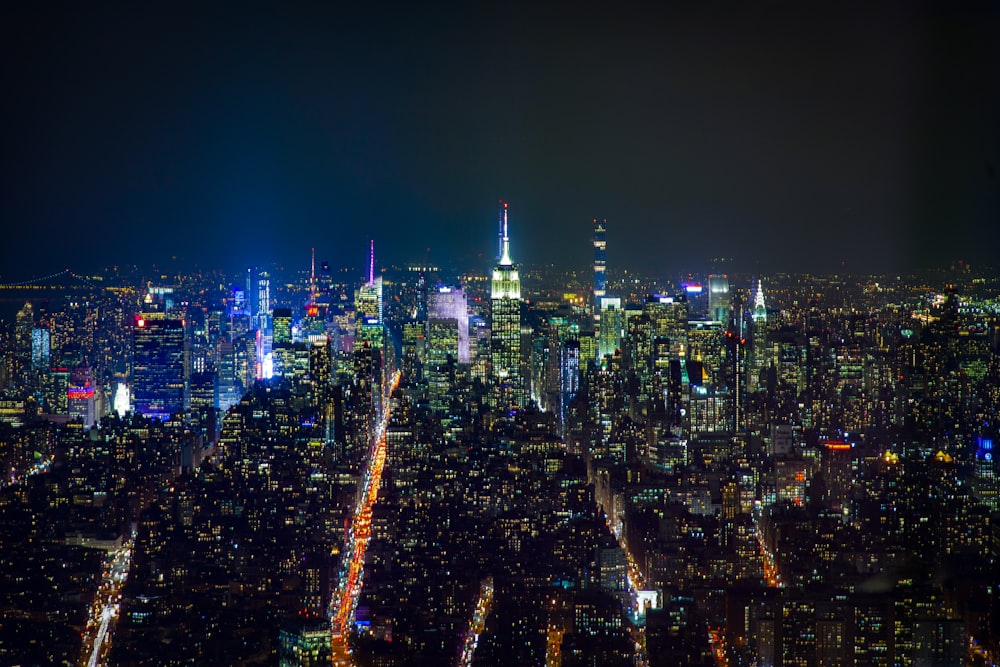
[456,576,494,667]
[4,454,53,489]
[968,636,996,665]
[329,371,401,664]
[79,529,136,667]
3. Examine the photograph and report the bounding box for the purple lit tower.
[428,285,470,364]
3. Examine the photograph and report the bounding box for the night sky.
[1,2,998,279]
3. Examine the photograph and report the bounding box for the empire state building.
[490,201,525,409]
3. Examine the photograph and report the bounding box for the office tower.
[416,270,428,323]
[708,274,731,324]
[67,363,97,428]
[688,320,725,388]
[974,436,997,511]
[560,340,581,437]
[272,308,292,346]
[255,270,271,328]
[309,339,332,412]
[349,340,381,464]
[215,340,241,413]
[593,217,607,325]
[637,294,690,425]
[426,317,459,413]
[31,326,50,370]
[188,371,216,440]
[400,320,425,382]
[132,314,185,420]
[490,201,525,409]
[233,335,256,392]
[246,268,272,379]
[13,302,33,385]
[44,367,70,414]
[270,307,293,380]
[428,285,469,363]
[541,315,577,417]
[425,285,467,412]
[599,298,623,360]
[644,294,689,361]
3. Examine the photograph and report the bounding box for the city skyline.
[2,3,999,280]
[0,222,998,664]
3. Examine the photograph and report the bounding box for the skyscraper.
[356,240,385,350]
[749,279,768,392]
[490,201,525,409]
[593,217,607,325]
[132,314,185,421]
[708,275,731,325]
[428,285,469,363]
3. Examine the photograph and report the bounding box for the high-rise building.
[67,363,97,428]
[132,314,185,421]
[309,339,332,412]
[490,201,525,409]
[189,370,216,440]
[14,302,34,385]
[272,308,293,346]
[426,318,459,413]
[428,285,469,363]
[560,339,581,437]
[708,275,731,325]
[593,217,607,324]
[247,268,272,379]
[749,279,768,392]
[425,284,468,413]
[356,240,385,351]
[974,436,997,511]
[598,298,623,360]
[31,326,50,370]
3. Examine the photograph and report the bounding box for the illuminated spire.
[499,201,512,267]
[309,247,317,306]
[497,201,505,261]
[753,279,766,322]
[369,239,375,285]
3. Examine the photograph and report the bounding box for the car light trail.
[456,577,494,667]
[329,371,401,665]
[79,528,136,667]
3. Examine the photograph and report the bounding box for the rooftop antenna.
[309,247,317,306]
[369,239,375,285]
[499,201,512,266]
[498,200,506,261]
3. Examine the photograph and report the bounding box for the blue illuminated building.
[132,314,185,420]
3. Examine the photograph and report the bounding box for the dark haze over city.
[1,1,999,279]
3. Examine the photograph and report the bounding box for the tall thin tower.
[593,218,607,325]
[309,247,317,307]
[491,201,524,409]
[497,201,506,262]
